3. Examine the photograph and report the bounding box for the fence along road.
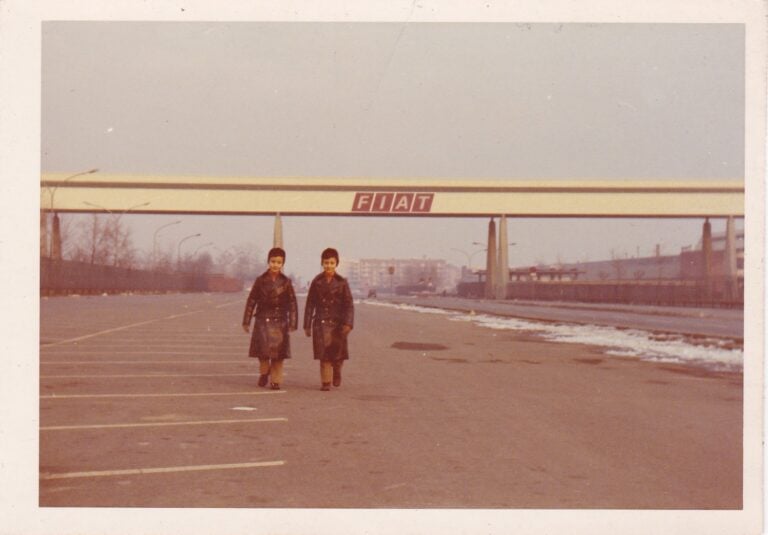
[40,292,742,508]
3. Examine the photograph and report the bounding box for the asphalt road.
[39,292,742,508]
[380,296,744,340]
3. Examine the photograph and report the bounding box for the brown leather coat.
[303,272,354,361]
[243,271,298,359]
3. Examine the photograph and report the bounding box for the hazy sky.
[41,22,745,281]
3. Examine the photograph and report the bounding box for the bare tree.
[153,244,176,273]
[97,216,138,268]
[67,214,110,265]
[191,252,214,274]
[56,217,77,259]
[225,244,264,281]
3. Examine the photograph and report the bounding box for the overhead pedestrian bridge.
[41,174,744,217]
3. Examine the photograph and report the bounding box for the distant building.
[342,258,460,293]
[559,254,682,281]
[508,227,744,283]
[680,228,745,280]
[458,223,744,305]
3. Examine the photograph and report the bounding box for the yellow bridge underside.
[41,174,744,217]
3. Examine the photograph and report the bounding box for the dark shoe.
[270,383,281,390]
[321,383,331,391]
[258,374,269,387]
[332,368,341,387]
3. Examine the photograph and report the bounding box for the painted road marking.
[41,417,287,431]
[40,360,253,365]
[39,346,245,350]
[40,346,246,351]
[215,300,242,309]
[40,460,285,480]
[40,310,207,348]
[41,390,285,399]
[41,373,256,378]
[42,331,243,336]
[41,346,247,350]
[42,331,244,337]
[40,349,246,362]
[56,340,249,345]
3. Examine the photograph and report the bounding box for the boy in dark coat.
[303,248,354,391]
[242,247,298,390]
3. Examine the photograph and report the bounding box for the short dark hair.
[268,247,286,261]
[321,247,339,264]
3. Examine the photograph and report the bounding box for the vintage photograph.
[2,2,765,535]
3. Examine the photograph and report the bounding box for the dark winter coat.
[242,271,298,360]
[303,272,354,361]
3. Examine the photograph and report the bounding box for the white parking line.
[40,350,248,356]
[41,417,287,431]
[41,373,255,379]
[40,349,246,362]
[40,360,252,365]
[40,460,285,480]
[215,300,242,309]
[40,310,207,348]
[41,390,285,399]
[41,346,246,351]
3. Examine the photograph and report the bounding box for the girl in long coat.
[242,247,298,390]
[303,247,354,391]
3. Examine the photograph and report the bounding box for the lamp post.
[153,220,182,268]
[43,168,98,259]
[83,200,151,266]
[450,247,485,270]
[177,233,202,271]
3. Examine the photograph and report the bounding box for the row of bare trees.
[45,214,267,280]
[64,214,138,267]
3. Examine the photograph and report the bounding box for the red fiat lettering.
[371,192,395,212]
[352,192,374,212]
[412,193,434,212]
[351,192,434,212]
[392,193,415,212]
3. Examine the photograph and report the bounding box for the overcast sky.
[41,22,744,282]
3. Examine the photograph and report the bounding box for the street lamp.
[450,247,485,270]
[177,233,202,271]
[43,168,98,259]
[473,241,516,259]
[83,201,151,266]
[153,220,182,267]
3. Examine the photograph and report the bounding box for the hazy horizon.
[51,212,742,285]
[42,22,745,283]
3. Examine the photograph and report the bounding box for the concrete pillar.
[701,218,712,301]
[273,212,283,248]
[51,213,62,260]
[40,212,49,258]
[497,215,509,299]
[484,218,497,299]
[724,215,738,300]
